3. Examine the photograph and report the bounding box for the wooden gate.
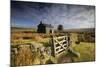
[51,35,70,57]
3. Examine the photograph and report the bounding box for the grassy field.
[57,33,95,63]
[70,33,95,62]
[11,28,95,66]
[72,42,95,62]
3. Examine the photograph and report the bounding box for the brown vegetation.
[11,28,95,66]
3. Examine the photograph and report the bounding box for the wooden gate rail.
[51,35,70,57]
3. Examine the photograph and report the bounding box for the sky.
[11,1,95,29]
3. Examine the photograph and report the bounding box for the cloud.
[11,1,95,29]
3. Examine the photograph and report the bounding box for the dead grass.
[72,42,95,62]
[11,31,95,66]
[11,46,41,66]
[70,33,95,62]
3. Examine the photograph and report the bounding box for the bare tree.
[57,24,63,31]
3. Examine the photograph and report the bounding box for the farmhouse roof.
[38,21,54,28]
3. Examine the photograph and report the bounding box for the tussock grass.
[11,31,95,66]
[11,46,41,66]
[72,42,95,62]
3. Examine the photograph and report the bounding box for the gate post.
[50,35,56,57]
